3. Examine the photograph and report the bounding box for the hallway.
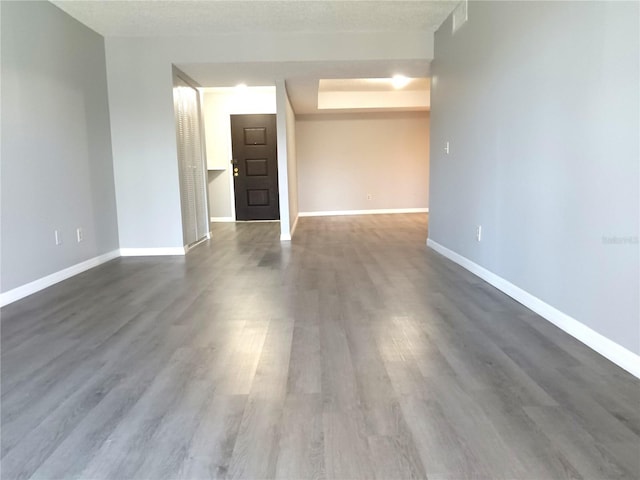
[1,214,638,479]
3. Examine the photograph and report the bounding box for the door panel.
[231,114,279,221]
[173,75,208,246]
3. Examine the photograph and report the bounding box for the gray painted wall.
[104,32,431,248]
[105,40,184,249]
[429,1,639,354]
[1,1,119,292]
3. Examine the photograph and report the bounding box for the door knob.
[233,168,238,173]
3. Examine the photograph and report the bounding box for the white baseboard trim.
[240,219,280,223]
[0,249,120,307]
[426,238,640,379]
[119,247,186,256]
[299,208,429,217]
[210,216,235,222]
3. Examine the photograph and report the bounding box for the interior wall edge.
[275,80,291,240]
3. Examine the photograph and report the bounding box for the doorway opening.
[200,86,279,224]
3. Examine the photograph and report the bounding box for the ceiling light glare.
[391,75,410,89]
[236,83,248,91]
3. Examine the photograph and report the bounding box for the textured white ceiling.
[50,1,448,114]
[50,0,457,37]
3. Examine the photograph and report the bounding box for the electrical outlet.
[476,225,482,242]
[54,230,62,245]
[76,228,84,243]
[367,193,373,200]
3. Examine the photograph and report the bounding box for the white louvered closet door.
[173,77,208,248]
[190,96,208,241]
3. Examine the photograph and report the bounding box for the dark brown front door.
[230,114,280,221]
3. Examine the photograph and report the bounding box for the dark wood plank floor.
[2,214,639,480]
